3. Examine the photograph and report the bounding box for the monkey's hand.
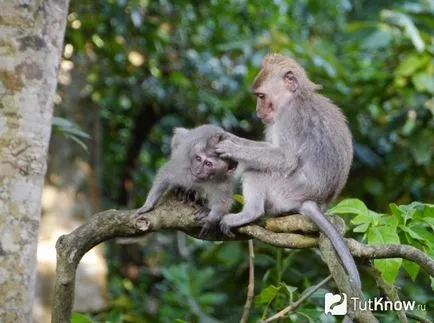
[194,205,210,221]
[215,139,238,159]
[134,203,154,216]
[219,217,235,237]
[174,186,201,205]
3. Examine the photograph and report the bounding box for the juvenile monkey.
[216,54,361,289]
[135,125,236,234]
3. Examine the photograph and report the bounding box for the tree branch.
[52,196,434,322]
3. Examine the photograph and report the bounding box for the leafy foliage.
[331,199,434,284]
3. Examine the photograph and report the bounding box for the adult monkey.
[216,54,361,289]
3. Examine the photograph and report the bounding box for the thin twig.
[240,240,255,323]
[262,275,333,323]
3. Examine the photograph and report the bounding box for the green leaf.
[255,285,281,305]
[198,292,228,305]
[409,224,434,249]
[328,198,368,216]
[368,226,400,245]
[409,130,434,165]
[390,203,417,224]
[351,214,372,225]
[412,72,434,94]
[353,222,370,233]
[422,217,434,231]
[398,224,425,241]
[169,71,192,88]
[362,29,393,49]
[381,10,425,51]
[379,214,399,229]
[233,194,245,205]
[394,54,429,76]
[71,313,94,323]
[52,117,90,139]
[284,284,298,294]
[374,258,402,284]
[389,203,404,217]
[368,226,401,283]
[402,259,420,281]
[52,116,90,151]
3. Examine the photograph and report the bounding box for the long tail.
[300,200,362,290]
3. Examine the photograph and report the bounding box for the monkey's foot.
[219,221,235,237]
[198,220,216,237]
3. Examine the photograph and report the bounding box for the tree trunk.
[0,1,69,322]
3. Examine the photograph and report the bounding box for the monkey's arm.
[198,187,233,236]
[216,140,298,173]
[225,133,269,148]
[135,167,172,215]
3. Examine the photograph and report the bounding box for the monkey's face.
[190,152,234,182]
[252,67,298,124]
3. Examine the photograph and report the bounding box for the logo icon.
[324,292,347,315]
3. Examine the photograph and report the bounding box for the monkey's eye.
[195,155,202,162]
[205,161,213,167]
[256,93,265,99]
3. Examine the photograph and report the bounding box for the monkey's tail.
[300,201,362,290]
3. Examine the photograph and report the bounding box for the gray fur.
[216,54,360,289]
[135,125,234,235]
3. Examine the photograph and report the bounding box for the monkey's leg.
[199,200,232,237]
[220,175,265,236]
[135,178,169,215]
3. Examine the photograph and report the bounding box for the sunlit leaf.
[394,54,429,76]
[255,285,281,305]
[71,313,94,323]
[328,198,368,216]
[362,29,392,49]
[369,226,402,283]
[412,72,434,94]
[381,10,425,51]
[402,259,420,281]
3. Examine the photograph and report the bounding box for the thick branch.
[52,197,434,322]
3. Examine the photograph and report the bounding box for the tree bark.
[0,1,69,321]
[52,196,434,323]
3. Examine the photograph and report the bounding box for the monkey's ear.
[283,71,298,92]
[171,127,190,151]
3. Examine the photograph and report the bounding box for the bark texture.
[0,1,70,321]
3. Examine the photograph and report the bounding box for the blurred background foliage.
[56,0,433,321]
